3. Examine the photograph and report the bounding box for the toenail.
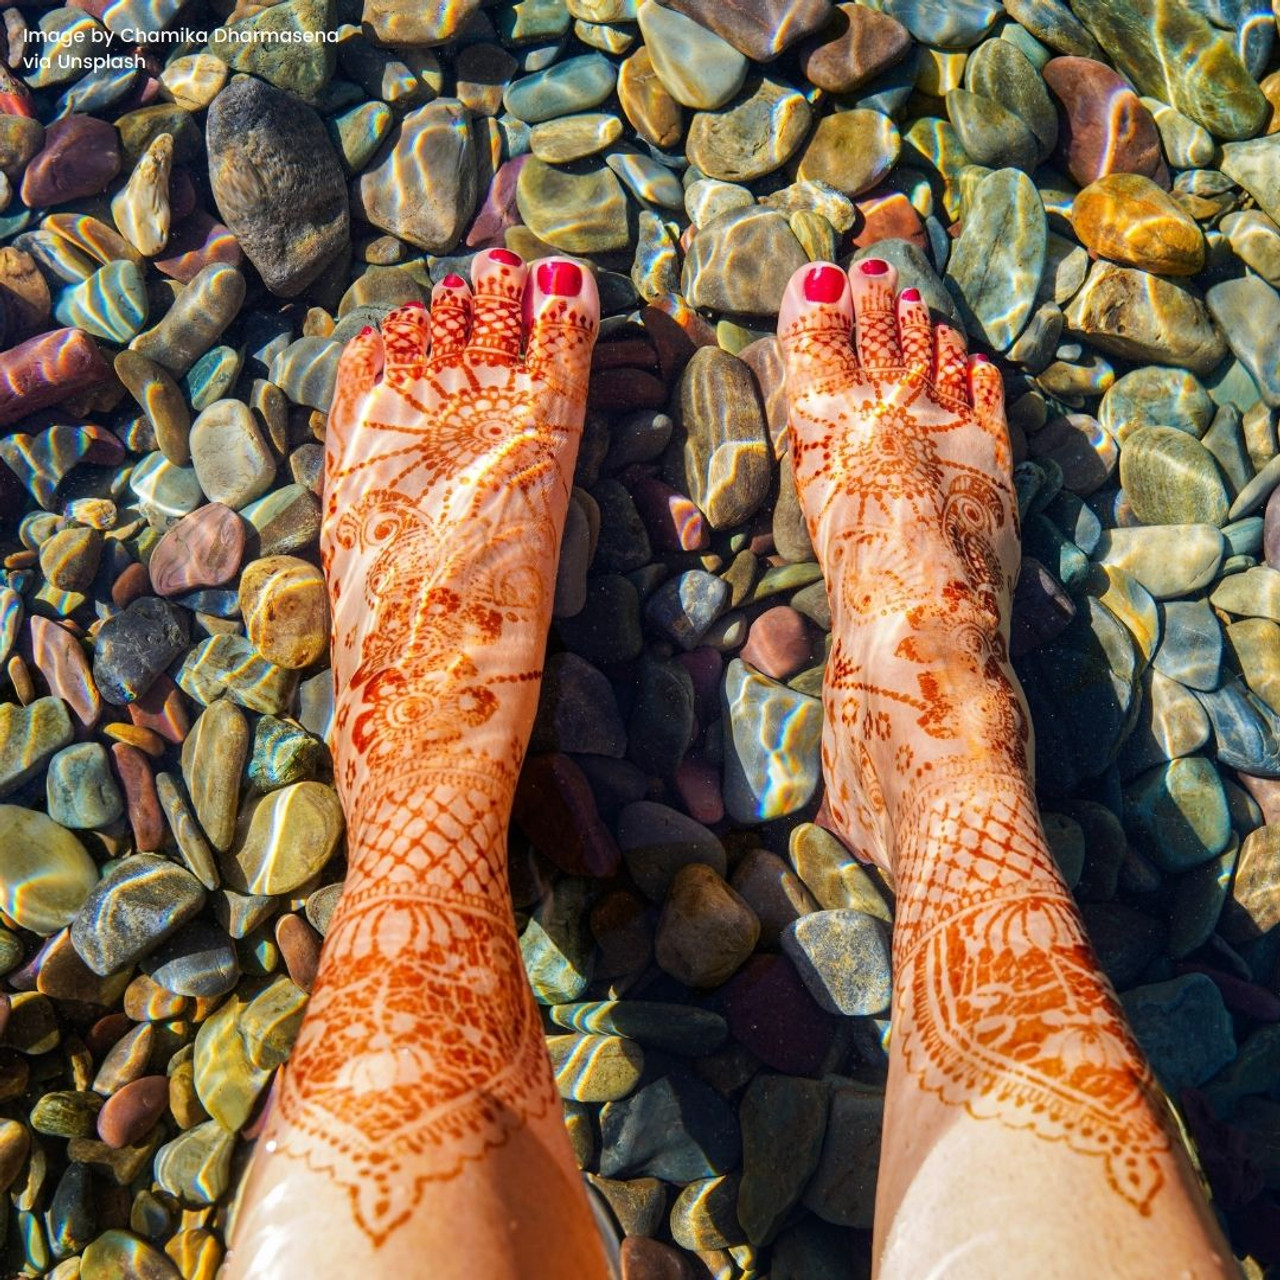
[441,274,466,289]
[804,265,846,303]
[489,249,521,266]
[900,288,921,302]
[859,258,889,276]
[358,326,374,337]
[404,299,427,309]
[972,353,992,363]
[538,261,583,296]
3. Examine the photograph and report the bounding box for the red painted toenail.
[538,261,583,296]
[900,288,921,302]
[441,274,466,288]
[972,353,992,363]
[803,266,846,303]
[358,326,374,337]
[859,258,889,275]
[404,299,427,309]
[490,249,521,266]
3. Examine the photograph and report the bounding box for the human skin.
[225,249,1234,1279]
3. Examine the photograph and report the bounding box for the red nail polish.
[358,326,374,337]
[538,261,583,296]
[441,274,466,289]
[490,248,522,266]
[900,288,921,302]
[404,299,427,309]
[972,353,992,364]
[804,265,846,303]
[859,258,889,276]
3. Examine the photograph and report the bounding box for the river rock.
[1072,173,1205,276]
[1206,276,1280,409]
[682,207,809,315]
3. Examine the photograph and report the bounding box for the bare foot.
[225,250,609,1279]
[777,259,1234,1278]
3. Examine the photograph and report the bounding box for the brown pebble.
[740,606,815,680]
[92,1021,154,1094]
[6,655,33,705]
[126,672,189,745]
[0,1118,29,1194]
[85,1012,133,1058]
[97,1075,169,1148]
[621,1236,693,1280]
[110,560,151,608]
[589,367,669,410]
[103,722,167,757]
[274,913,321,994]
[111,742,166,852]
[123,974,188,1022]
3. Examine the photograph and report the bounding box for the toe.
[849,257,901,370]
[896,287,932,382]
[525,257,599,399]
[468,247,528,363]
[380,300,428,387]
[969,353,1011,467]
[428,273,472,363]
[326,324,383,484]
[933,320,970,403]
[777,262,857,393]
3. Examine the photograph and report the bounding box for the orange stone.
[1071,173,1205,276]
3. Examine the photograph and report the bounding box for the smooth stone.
[644,571,730,651]
[80,1230,179,1280]
[97,1075,169,1149]
[1064,261,1226,376]
[781,910,892,1016]
[238,975,308,1069]
[1223,211,1280,290]
[617,800,727,901]
[1143,98,1216,169]
[880,0,998,46]
[1228,619,1280,713]
[0,696,74,800]
[796,110,899,198]
[354,99,477,254]
[93,597,189,705]
[547,1033,644,1102]
[945,167,1045,351]
[1194,677,1280,776]
[112,132,172,258]
[148,504,244,597]
[685,79,812,184]
[1221,136,1280,226]
[1121,974,1236,1095]
[655,863,760,988]
[1222,823,1280,941]
[0,330,111,430]
[38,526,102,593]
[180,698,248,855]
[669,1173,743,1251]
[130,264,246,377]
[159,54,228,111]
[192,991,270,1130]
[1206,276,1280,409]
[606,152,684,210]
[617,46,685,150]
[1152,600,1222,691]
[175,634,299,715]
[1123,757,1232,872]
[144,922,238,998]
[1072,173,1205,276]
[222,781,344,896]
[206,77,346,297]
[1211,565,1280,622]
[238,555,328,670]
[54,261,147,345]
[599,1071,740,1181]
[247,716,326,794]
[657,0,830,60]
[188,400,275,510]
[722,659,823,822]
[114,350,191,465]
[799,3,911,92]
[113,744,165,854]
[1027,414,1116,493]
[70,854,206,976]
[516,157,631,254]
[946,88,1043,172]
[1068,0,1266,139]
[1119,426,1229,526]
[801,1081,884,1229]
[130,453,204,519]
[360,0,480,42]
[626,656,697,778]
[530,113,623,163]
[1119,668,1212,774]
[155,772,219,890]
[740,607,814,681]
[1042,57,1165,186]
[20,115,120,207]
[1098,366,1215,441]
[0,806,97,936]
[965,37,1058,156]
[637,1,747,110]
[681,207,809,316]
[549,1001,726,1055]
[503,52,618,122]
[665,345,772,527]
[531,652,627,756]
[46,743,122,830]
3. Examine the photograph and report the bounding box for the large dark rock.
[93,597,190,706]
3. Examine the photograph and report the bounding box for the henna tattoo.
[780,268,1179,1217]
[260,255,598,1250]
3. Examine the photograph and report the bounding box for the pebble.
[130,263,246,377]
[801,1080,883,1229]
[644,571,731,651]
[1120,426,1230,526]
[93,597,190,705]
[1123,757,1232,872]
[637,1,748,109]
[517,157,631,255]
[1072,173,1205,276]
[148,503,245,597]
[547,1033,645,1102]
[682,208,809,316]
[617,46,685,149]
[1206,276,1280,409]
[235,555,329,671]
[0,696,74,797]
[153,1120,235,1207]
[655,863,760,988]
[685,79,812,184]
[222,781,344,896]
[54,261,148,345]
[797,109,900,197]
[145,923,239,999]
[1121,974,1237,1095]
[176,634,298,715]
[46,743,123,830]
[70,854,207,977]
[20,114,120,207]
[780,910,893,1016]
[97,1075,168,1149]
[0,806,98,936]
[181,699,248,855]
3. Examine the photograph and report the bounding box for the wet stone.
[70,854,207,977]
[503,52,618,122]
[97,1075,168,1149]
[0,805,98,936]
[1123,757,1232,873]
[1206,276,1280,409]
[655,862,760,988]
[682,207,808,317]
[780,910,892,1016]
[1121,974,1236,1095]
[20,115,120,207]
[796,110,899,198]
[685,79,812,184]
[176,635,298,716]
[46,743,123,830]
[801,1081,883,1229]
[238,555,329,670]
[144,923,238,999]
[54,261,148,346]
[247,716,326,793]
[188,400,276,511]
[222,781,344,896]
[516,157,631,255]
[153,1119,234,1208]
[644,572,730,651]
[238,975,308,1070]
[0,697,74,798]
[1120,427,1230,527]
[1072,173,1205,276]
[1098,366,1215,442]
[93,597,189,706]
[148,503,244,598]
[547,1033,645,1102]
[799,3,911,92]
[618,800,727,902]
[637,0,748,110]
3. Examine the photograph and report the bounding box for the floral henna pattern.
[778,261,1177,1216]
[263,251,599,1248]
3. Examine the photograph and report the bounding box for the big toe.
[777,262,857,392]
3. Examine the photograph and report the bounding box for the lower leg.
[225,252,609,1279]
[779,258,1234,1278]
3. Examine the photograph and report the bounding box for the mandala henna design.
[240,253,601,1255]
[777,260,1184,1220]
